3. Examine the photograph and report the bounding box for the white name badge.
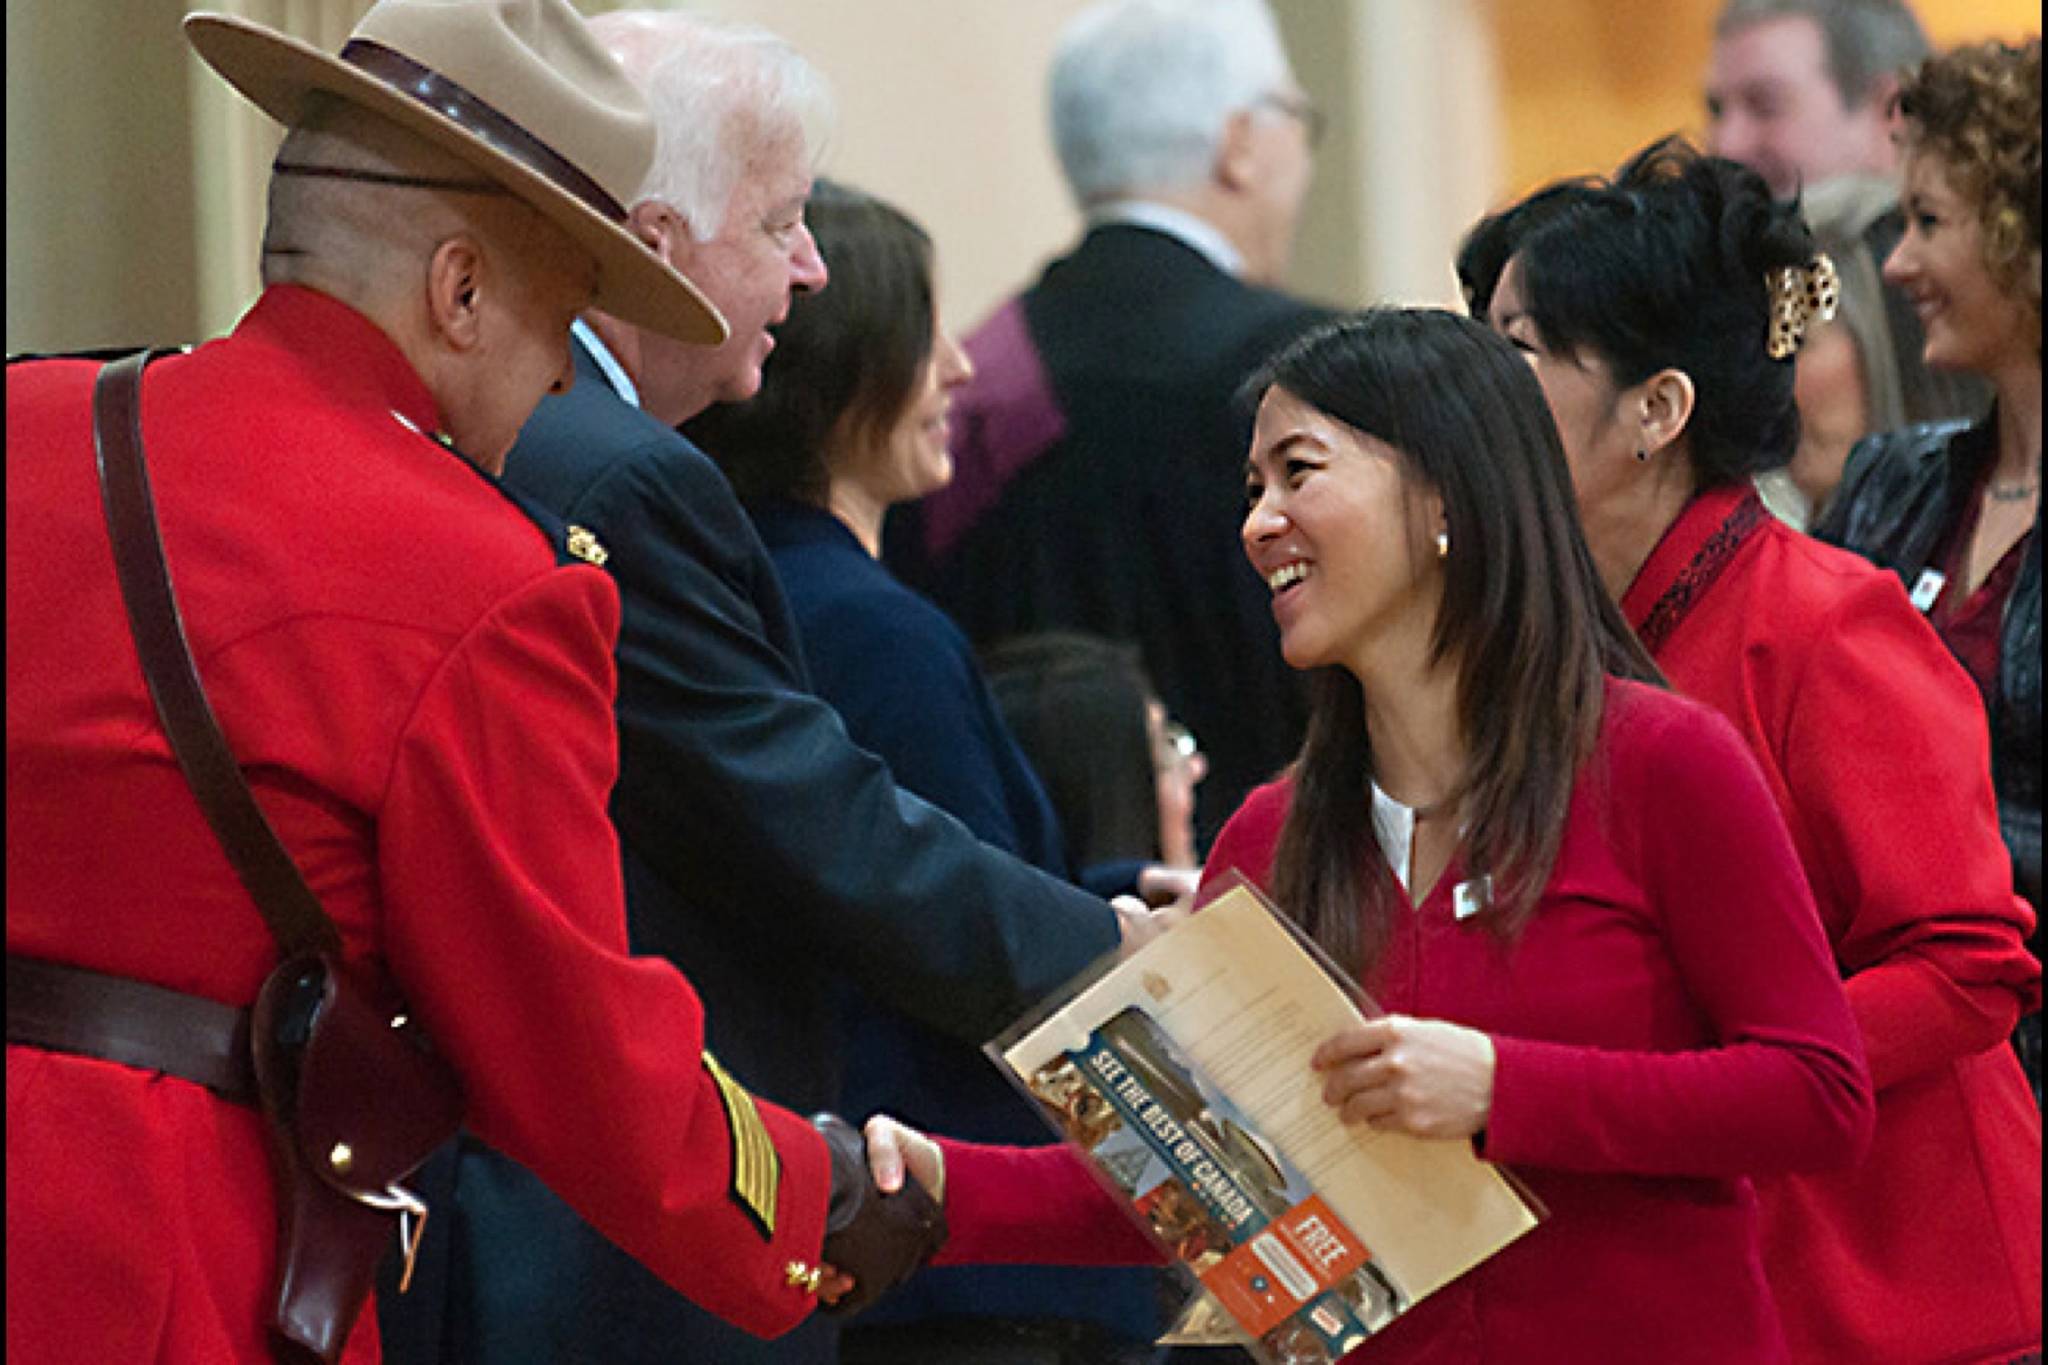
[1909,568,1946,613]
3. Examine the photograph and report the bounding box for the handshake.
[809,1114,947,1315]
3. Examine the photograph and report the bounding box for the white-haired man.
[6,2,946,1361]
[887,0,1336,854]
[415,12,1163,1365]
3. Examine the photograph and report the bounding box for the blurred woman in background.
[1754,171,1988,529]
[982,630,1207,887]
[1817,36,2041,1103]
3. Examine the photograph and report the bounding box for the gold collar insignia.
[565,524,608,567]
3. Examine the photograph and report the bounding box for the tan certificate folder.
[988,878,1542,1363]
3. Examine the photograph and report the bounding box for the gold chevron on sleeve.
[703,1050,780,1238]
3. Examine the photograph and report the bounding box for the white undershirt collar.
[1369,781,1418,895]
[1370,781,1486,918]
[1084,199,1244,277]
[572,317,640,409]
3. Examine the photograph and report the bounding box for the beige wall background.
[6,3,203,353]
[6,1,2035,356]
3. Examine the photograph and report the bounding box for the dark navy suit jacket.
[404,339,1121,1365]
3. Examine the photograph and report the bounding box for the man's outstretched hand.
[810,1113,947,1315]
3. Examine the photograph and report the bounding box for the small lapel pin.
[1908,568,1945,614]
[1452,875,1493,921]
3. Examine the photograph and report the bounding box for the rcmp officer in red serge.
[4,2,942,1361]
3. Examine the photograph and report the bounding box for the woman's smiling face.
[1241,386,1440,677]
[1885,149,2040,379]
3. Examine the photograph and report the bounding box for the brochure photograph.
[988,877,1544,1365]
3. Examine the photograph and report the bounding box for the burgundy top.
[1931,468,2033,710]
[935,678,1874,1364]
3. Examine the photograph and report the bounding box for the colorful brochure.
[987,877,1543,1364]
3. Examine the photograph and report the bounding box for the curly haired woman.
[1818,38,2042,1117]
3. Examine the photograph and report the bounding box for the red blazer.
[5,288,830,1363]
[1623,486,2042,1364]
[935,679,1875,1364]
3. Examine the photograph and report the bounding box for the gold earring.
[1435,530,1450,559]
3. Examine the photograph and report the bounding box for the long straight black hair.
[1251,309,1661,983]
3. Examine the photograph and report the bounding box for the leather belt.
[6,954,256,1104]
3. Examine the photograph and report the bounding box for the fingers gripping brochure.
[986,878,1542,1365]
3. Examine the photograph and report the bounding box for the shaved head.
[260,96,525,312]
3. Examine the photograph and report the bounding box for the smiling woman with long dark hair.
[851,308,1876,1365]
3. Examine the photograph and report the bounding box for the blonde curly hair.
[1896,36,2043,326]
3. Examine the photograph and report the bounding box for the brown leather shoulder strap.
[92,349,341,959]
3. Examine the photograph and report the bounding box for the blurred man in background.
[1705,0,1929,199]
[1707,0,1986,527]
[888,0,1335,850]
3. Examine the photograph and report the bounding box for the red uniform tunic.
[5,287,831,1363]
[1620,485,2043,1364]
[934,679,1875,1364]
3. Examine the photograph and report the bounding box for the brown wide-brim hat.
[185,0,727,345]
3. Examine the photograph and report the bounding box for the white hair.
[1049,0,1293,205]
[587,10,835,243]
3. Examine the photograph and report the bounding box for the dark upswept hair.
[1457,137,1820,488]
[1896,36,2043,328]
[685,178,934,503]
[1249,309,1661,983]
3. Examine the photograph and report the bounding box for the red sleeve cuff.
[933,1138,1164,1267]
[1476,1034,1560,1166]
[1847,956,2025,1092]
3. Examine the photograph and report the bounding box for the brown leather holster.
[89,350,465,1364]
[251,954,464,1363]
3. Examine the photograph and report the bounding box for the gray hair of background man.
[1715,0,1931,108]
[1050,0,1294,205]
[588,10,834,242]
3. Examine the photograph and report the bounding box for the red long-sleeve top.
[937,678,1874,1364]
[1622,486,2042,1364]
